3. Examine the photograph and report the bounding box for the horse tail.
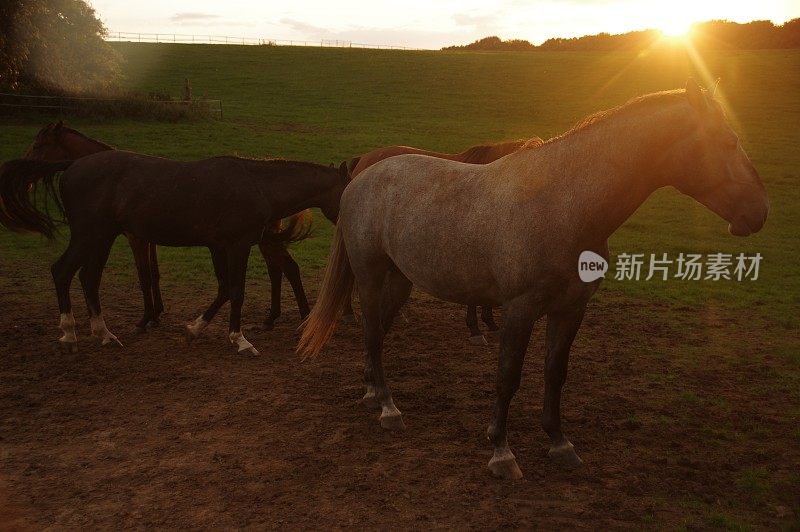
[0,159,72,241]
[263,209,313,245]
[297,224,353,359]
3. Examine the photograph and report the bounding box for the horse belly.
[385,236,501,307]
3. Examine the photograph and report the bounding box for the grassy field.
[0,43,798,527]
[1,44,798,334]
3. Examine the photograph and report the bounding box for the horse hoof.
[102,336,124,348]
[147,320,159,328]
[548,441,584,469]
[262,321,276,331]
[488,456,523,480]
[56,340,78,354]
[379,412,405,431]
[341,314,356,324]
[238,346,260,356]
[185,327,199,344]
[133,325,147,335]
[360,392,381,409]
[468,335,488,346]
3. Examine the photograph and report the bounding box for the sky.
[90,0,800,49]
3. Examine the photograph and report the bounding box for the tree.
[0,0,119,93]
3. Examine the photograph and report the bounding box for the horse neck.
[257,165,340,220]
[527,100,694,244]
[63,132,112,158]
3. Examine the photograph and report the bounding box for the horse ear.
[338,161,349,181]
[685,78,707,113]
[347,156,361,175]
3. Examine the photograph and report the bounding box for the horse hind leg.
[127,234,156,334]
[148,243,164,323]
[357,264,407,431]
[259,241,284,330]
[51,239,83,353]
[481,306,500,334]
[79,236,123,347]
[362,268,412,410]
[466,305,488,345]
[281,250,310,320]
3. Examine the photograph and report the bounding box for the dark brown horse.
[0,151,349,355]
[23,122,330,332]
[348,138,544,344]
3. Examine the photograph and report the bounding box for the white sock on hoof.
[229,331,256,353]
[59,312,76,343]
[187,315,209,337]
[90,314,122,346]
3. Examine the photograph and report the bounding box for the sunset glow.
[89,0,800,49]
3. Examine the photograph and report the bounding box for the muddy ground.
[0,263,797,529]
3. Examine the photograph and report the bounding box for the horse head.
[25,121,71,160]
[670,79,769,236]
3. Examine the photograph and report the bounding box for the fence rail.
[0,92,223,119]
[105,31,420,50]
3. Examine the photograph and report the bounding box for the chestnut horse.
[0,152,349,356]
[23,122,329,332]
[298,81,768,479]
[348,137,544,344]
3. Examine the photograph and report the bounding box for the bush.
[0,0,119,93]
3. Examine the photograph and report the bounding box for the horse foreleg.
[127,233,156,333]
[226,244,257,356]
[542,306,586,469]
[486,297,537,480]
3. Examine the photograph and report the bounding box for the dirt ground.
[0,262,798,529]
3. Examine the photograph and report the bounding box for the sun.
[658,16,694,39]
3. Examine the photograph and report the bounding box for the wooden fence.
[0,92,223,119]
[105,31,420,50]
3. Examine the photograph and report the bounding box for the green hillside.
[1,42,798,344]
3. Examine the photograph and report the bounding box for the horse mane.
[61,126,116,150]
[550,90,687,143]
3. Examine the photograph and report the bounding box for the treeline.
[443,19,800,52]
[0,0,215,121]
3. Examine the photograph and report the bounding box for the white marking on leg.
[186,315,208,338]
[229,331,258,355]
[59,312,76,343]
[90,314,123,347]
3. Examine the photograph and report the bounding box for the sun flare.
[658,16,695,38]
